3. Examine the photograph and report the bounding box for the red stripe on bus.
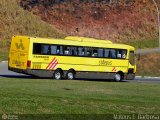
[49,59,57,69]
[112,67,116,72]
[51,61,58,70]
[46,57,56,69]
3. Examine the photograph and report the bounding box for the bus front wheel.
[66,70,75,80]
[53,69,63,80]
[114,73,122,82]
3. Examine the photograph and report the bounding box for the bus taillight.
[27,60,31,68]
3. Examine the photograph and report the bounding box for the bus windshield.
[129,51,135,65]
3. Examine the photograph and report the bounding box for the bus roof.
[14,36,135,51]
[65,36,112,44]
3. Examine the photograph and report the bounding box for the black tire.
[66,71,75,80]
[114,73,122,82]
[53,69,63,80]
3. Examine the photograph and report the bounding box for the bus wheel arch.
[53,68,63,80]
[66,69,76,80]
[114,71,124,82]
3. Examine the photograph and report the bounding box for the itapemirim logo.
[15,39,24,50]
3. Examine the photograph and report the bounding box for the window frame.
[32,43,128,60]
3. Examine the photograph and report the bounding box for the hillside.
[0,0,64,61]
[20,0,160,48]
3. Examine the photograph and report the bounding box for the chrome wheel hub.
[115,74,121,81]
[55,72,61,79]
[68,73,73,79]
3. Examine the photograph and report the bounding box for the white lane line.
[1,61,8,63]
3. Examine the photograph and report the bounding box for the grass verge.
[0,49,8,61]
[0,77,160,116]
[127,39,158,49]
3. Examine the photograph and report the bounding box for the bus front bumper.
[125,73,135,80]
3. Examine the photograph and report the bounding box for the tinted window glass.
[78,47,85,56]
[117,49,127,59]
[59,46,64,55]
[33,43,128,60]
[110,49,116,58]
[122,50,127,59]
[64,46,70,55]
[104,49,109,57]
[51,45,57,54]
[33,43,41,54]
[129,51,135,65]
[41,45,51,54]
[92,48,98,57]
[85,47,92,57]
[70,47,78,56]
[98,48,103,57]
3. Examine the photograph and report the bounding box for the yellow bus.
[8,36,136,81]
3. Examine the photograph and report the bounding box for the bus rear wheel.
[66,70,75,80]
[53,69,63,80]
[114,73,122,82]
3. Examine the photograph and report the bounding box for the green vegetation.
[0,49,8,61]
[0,77,160,117]
[127,39,158,49]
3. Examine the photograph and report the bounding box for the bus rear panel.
[8,36,30,73]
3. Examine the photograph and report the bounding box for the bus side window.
[117,50,122,58]
[98,48,103,57]
[41,45,50,54]
[117,49,127,59]
[71,47,78,56]
[64,46,70,55]
[78,47,85,56]
[33,43,41,54]
[104,49,109,58]
[110,49,116,58]
[122,50,127,59]
[51,45,57,55]
[56,46,60,54]
[85,47,92,57]
[92,48,98,57]
[59,46,64,55]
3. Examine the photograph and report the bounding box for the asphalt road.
[0,61,29,78]
[0,62,160,83]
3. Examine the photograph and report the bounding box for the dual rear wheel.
[66,71,75,80]
[114,72,123,82]
[53,69,75,80]
[53,69,62,80]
